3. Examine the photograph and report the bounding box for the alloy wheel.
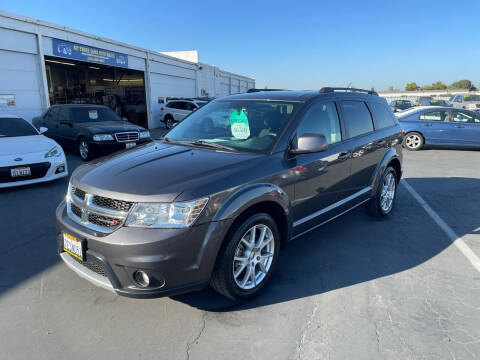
[79,140,89,160]
[380,172,396,212]
[405,134,421,149]
[232,224,275,290]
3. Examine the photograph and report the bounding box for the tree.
[405,82,419,91]
[422,81,447,90]
[449,80,475,90]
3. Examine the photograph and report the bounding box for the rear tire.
[403,132,424,151]
[367,166,398,218]
[211,213,280,300]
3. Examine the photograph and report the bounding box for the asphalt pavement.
[1,145,479,360]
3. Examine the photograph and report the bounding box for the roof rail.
[319,87,378,96]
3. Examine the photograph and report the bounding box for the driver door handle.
[338,151,351,160]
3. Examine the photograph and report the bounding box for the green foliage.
[405,82,419,91]
[449,79,475,90]
[422,81,447,90]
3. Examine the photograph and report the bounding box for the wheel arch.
[370,148,403,197]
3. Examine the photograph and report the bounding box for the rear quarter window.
[339,101,374,138]
[368,102,397,129]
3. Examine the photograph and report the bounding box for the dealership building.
[0,11,255,129]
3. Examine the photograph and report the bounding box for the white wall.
[197,63,255,98]
[0,27,43,121]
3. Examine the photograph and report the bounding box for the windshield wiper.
[186,140,236,152]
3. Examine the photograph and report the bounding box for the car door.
[338,100,384,192]
[42,107,61,140]
[168,101,180,120]
[450,110,480,146]
[176,101,191,120]
[291,101,352,233]
[56,107,76,145]
[418,110,451,144]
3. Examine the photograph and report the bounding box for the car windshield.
[71,107,122,123]
[0,117,38,137]
[396,100,412,107]
[165,100,300,153]
[430,100,447,105]
[463,94,480,101]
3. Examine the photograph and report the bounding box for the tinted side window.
[184,102,196,111]
[47,107,60,121]
[369,102,396,129]
[339,101,374,138]
[167,102,179,109]
[419,111,447,122]
[296,102,342,144]
[58,108,72,121]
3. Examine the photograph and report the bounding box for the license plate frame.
[63,233,86,261]
[11,166,31,177]
[125,142,136,149]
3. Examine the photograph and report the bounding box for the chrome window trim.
[293,187,372,227]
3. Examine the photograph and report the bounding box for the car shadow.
[172,177,480,312]
[0,176,478,310]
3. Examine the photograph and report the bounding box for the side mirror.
[290,133,328,155]
[39,126,48,134]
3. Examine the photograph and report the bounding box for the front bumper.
[0,156,68,188]
[56,200,231,298]
[89,138,152,157]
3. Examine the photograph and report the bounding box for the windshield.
[71,107,122,123]
[0,117,38,137]
[429,100,448,106]
[165,100,300,153]
[396,100,412,108]
[463,94,480,102]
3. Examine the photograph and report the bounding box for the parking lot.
[1,145,479,360]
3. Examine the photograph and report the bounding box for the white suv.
[449,94,480,111]
[160,100,208,128]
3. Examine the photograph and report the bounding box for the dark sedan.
[390,99,413,113]
[397,106,480,150]
[33,105,151,160]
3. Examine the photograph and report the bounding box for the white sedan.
[0,115,68,188]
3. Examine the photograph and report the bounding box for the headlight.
[125,198,208,228]
[139,130,150,139]
[45,146,61,158]
[93,134,114,141]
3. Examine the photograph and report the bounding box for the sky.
[1,0,479,91]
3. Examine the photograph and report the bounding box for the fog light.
[134,270,150,287]
[55,165,65,174]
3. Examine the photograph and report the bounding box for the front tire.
[403,132,424,151]
[367,166,398,218]
[164,115,174,129]
[211,213,280,300]
[78,138,91,161]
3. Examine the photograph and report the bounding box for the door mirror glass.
[39,126,48,134]
[290,133,328,154]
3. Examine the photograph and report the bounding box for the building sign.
[0,94,15,107]
[52,38,128,68]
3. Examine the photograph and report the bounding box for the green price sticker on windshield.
[229,109,250,139]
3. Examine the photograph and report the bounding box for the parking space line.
[401,179,480,273]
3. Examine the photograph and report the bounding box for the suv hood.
[71,141,263,203]
[76,121,145,133]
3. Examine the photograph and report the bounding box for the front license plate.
[125,142,136,149]
[63,233,84,261]
[11,167,31,177]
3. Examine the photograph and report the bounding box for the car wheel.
[165,115,174,129]
[78,138,91,161]
[367,166,398,218]
[403,132,424,151]
[211,213,280,300]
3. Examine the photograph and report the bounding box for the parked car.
[449,93,480,111]
[398,106,480,150]
[0,115,67,188]
[33,105,151,161]
[420,99,451,107]
[390,99,413,113]
[159,99,209,129]
[57,88,403,300]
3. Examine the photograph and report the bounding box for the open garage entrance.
[44,56,147,128]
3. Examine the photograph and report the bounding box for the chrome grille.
[67,184,131,233]
[114,132,139,142]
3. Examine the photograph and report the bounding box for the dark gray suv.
[56,88,403,300]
